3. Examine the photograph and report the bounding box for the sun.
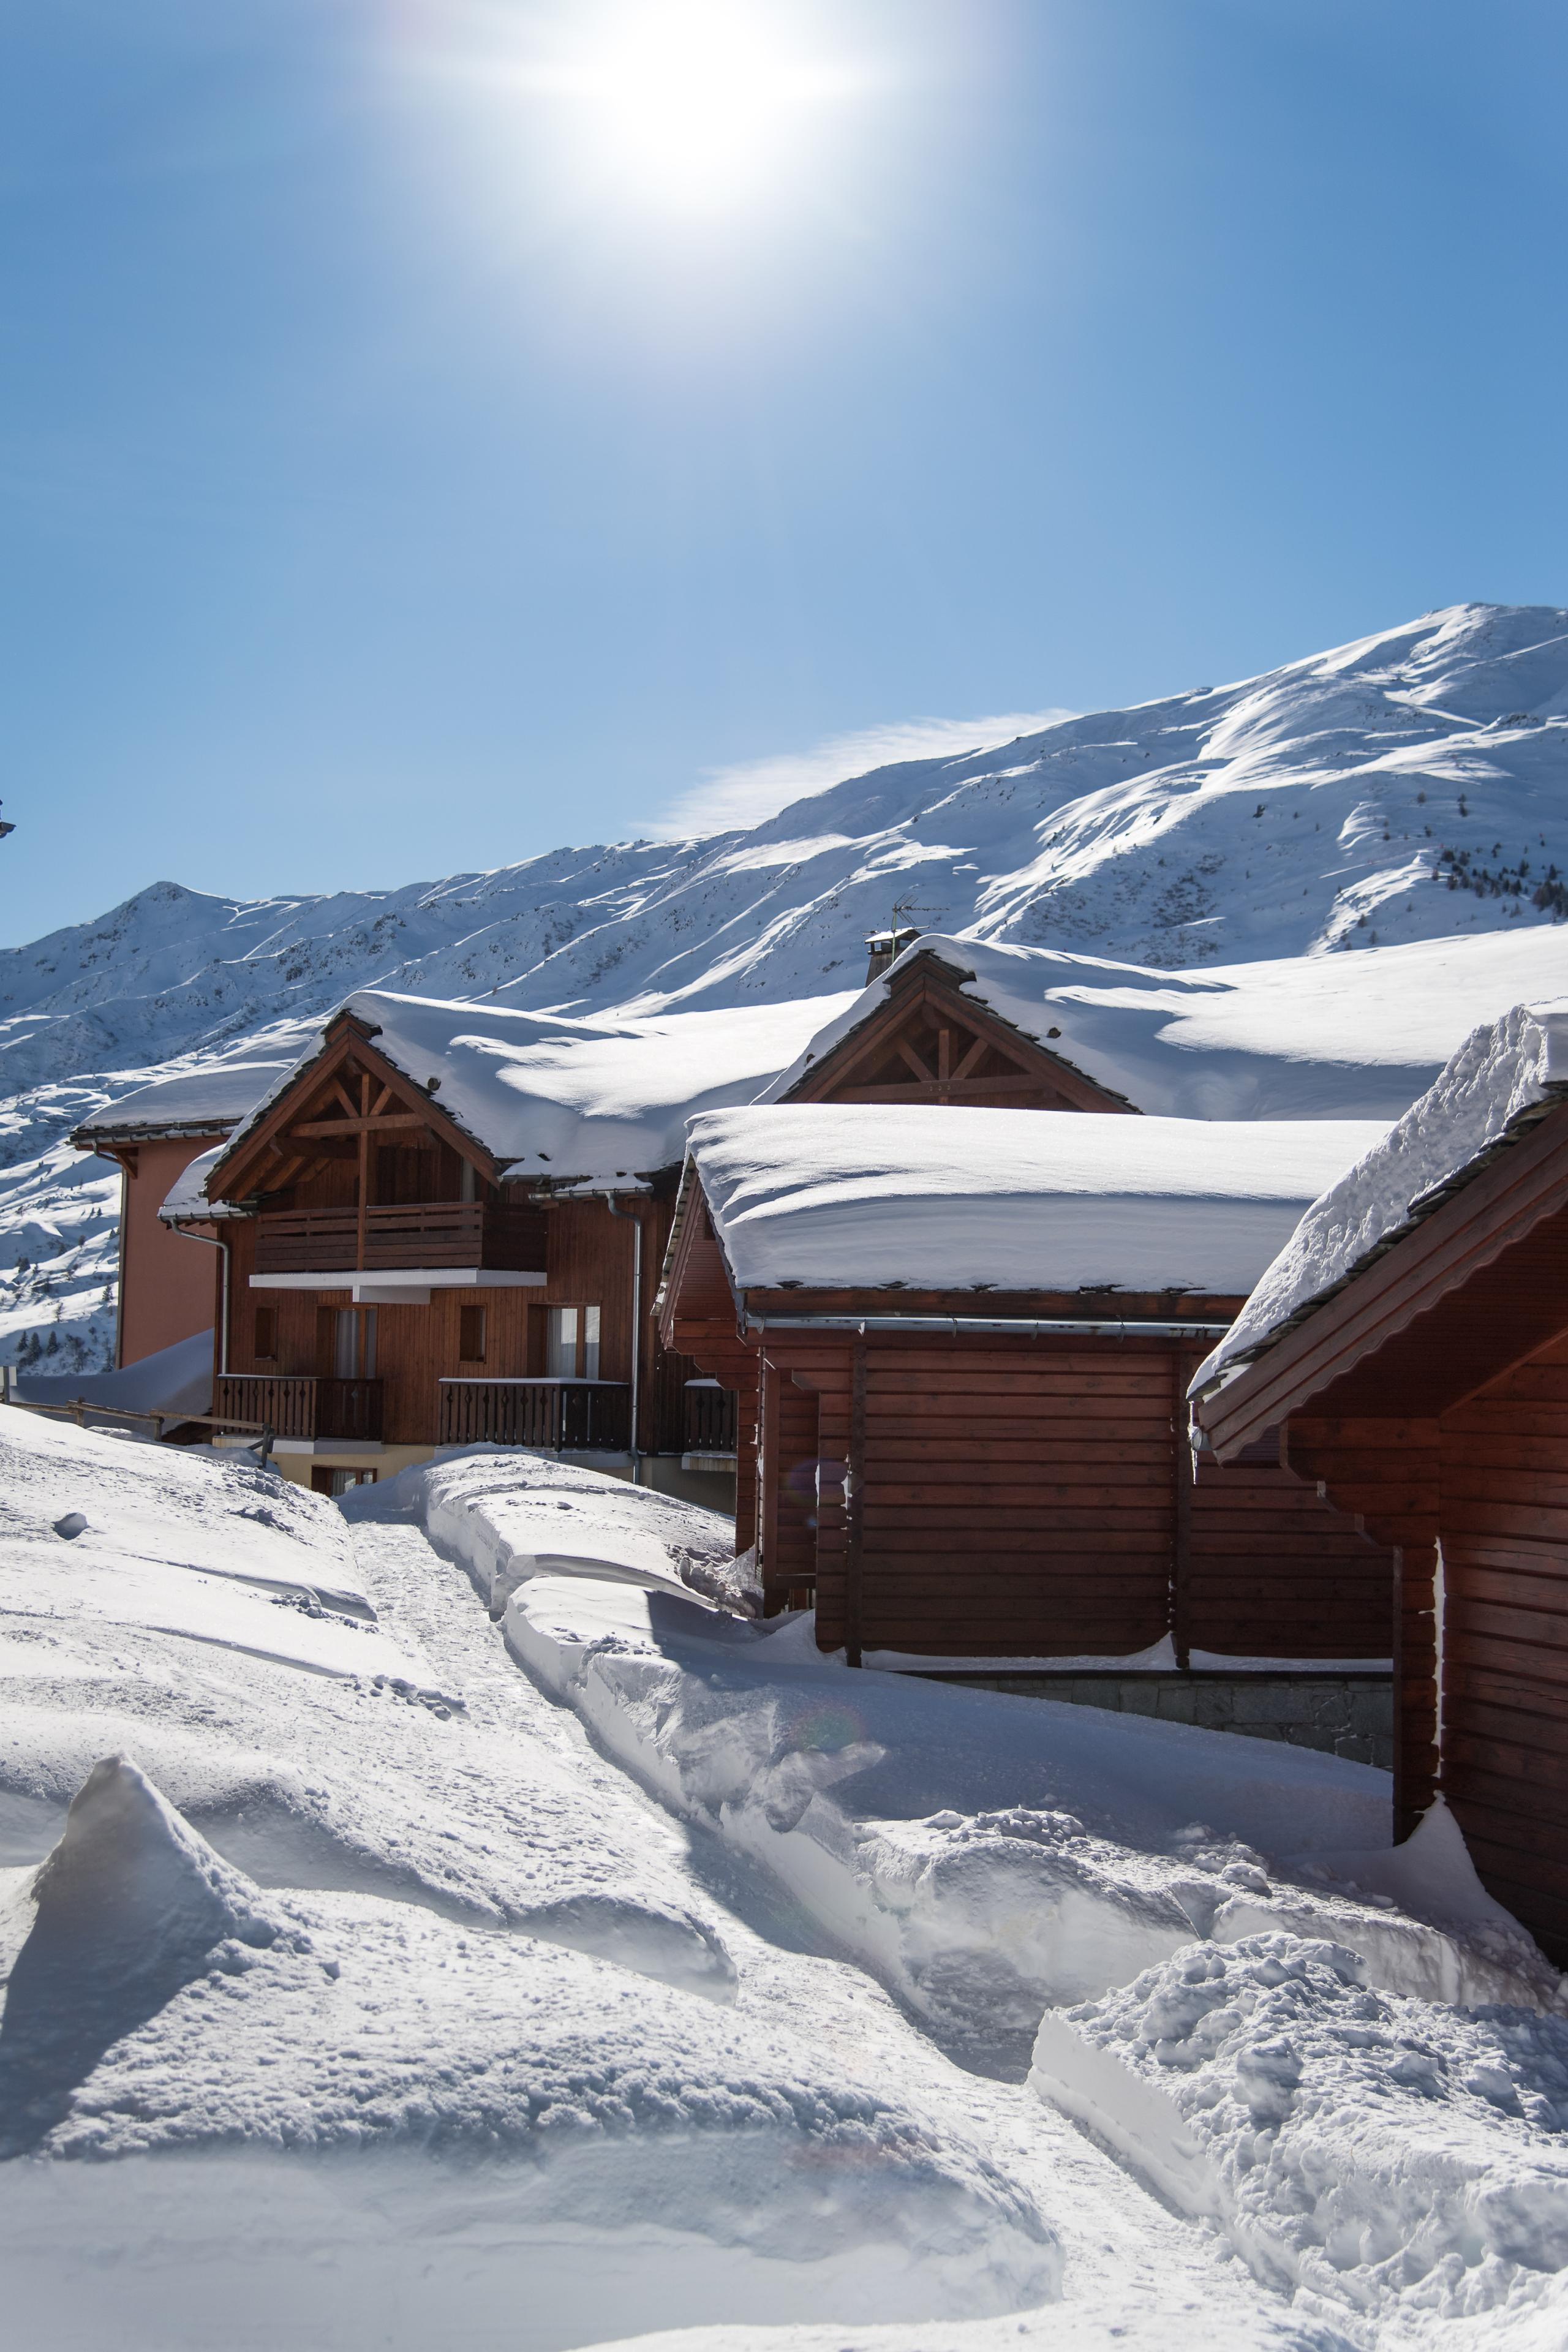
[545,2,856,209]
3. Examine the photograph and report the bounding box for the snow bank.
[1196,1001,1568,1387]
[1031,1932,1568,2333]
[353,1445,741,1613]
[480,1562,1554,2051]
[15,1327,214,1418]
[685,1105,1386,1297]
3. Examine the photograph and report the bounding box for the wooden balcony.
[439,1379,631,1453]
[684,1381,739,1454]
[254,1201,548,1276]
[217,1373,384,1442]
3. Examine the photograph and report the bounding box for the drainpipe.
[168,1223,231,1377]
[603,1193,643,1485]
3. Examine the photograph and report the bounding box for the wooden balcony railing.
[684,1381,739,1454]
[254,1201,548,1276]
[439,1379,631,1453]
[217,1373,384,1442]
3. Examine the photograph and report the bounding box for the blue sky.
[4,0,1567,946]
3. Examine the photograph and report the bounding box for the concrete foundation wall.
[914,1670,1394,1770]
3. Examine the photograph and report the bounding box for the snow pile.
[685,1104,1387,1297]
[0,1756,284,2155]
[1031,1932,1568,2333]
[486,1567,1554,2055]
[1197,1001,1568,1387]
[357,1445,742,1613]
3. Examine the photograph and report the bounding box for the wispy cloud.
[650,708,1076,839]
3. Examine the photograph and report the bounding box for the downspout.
[168,1223,231,1377]
[604,1194,643,1485]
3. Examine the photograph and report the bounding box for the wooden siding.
[1435,1336,1568,1959]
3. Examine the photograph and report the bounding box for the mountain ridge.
[5,600,1567,1372]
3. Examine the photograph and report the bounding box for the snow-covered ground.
[5,1420,1568,2349]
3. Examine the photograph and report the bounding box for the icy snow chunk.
[1031,1931,1568,2329]
[51,1512,88,1540]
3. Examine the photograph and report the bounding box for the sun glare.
[538,3,856,209]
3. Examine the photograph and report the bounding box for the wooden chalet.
[1192,1003,1568,1958]
[659,1101,1398,1679]
[158,990,836,1496]
[70,1065,288,1369]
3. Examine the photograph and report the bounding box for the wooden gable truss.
[208,1012,502,1217]
[781,949,1137,1113]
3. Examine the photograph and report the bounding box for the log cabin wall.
[1434,1336,1568,1958]
[752,1327,1395,1660]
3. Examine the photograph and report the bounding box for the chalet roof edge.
[1189,1000,1568,1400]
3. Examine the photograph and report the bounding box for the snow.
[1195,1002,1568,1389]
[6,1422,1568,2345]
[684,1105,1389,1297]
[156,1139,245,1221]
[14,1327,214,1417]
[1030,1934,1568,2337]
[766,925,1568,1124]
[0,1419,1325,2352]
[219,990,858,1188]
[70,1062,288,1139]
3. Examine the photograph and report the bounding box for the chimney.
[864,925,921,985]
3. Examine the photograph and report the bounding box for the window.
[254,1306,278,1362]
[459,1305,486,1363]
[545,1305,600,1379]
[312,1466,377,1496]
[333,1307,377,1381]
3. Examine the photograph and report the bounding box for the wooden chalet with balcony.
[154,990,827,1495]
[659,1101,1403,1749]
[1192,1003,1568,1959]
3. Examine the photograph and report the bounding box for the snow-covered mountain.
[7,601,1568,1373]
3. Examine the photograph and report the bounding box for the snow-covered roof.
[760,932,1568,1124]
[72,1063,289,1142]
[1192,1000,1568,1392]
[211,989,858,1192]
[684,1104,1388,1298]
[157,1141,247,1223]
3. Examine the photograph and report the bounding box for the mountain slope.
[5,601,1567,1372]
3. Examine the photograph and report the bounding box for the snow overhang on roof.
[1190,998,1568,1396]
[71,1064,291,1149]
[684,1103,1387,1300]
[157,1142,250,1223]
[208,988,855,1194]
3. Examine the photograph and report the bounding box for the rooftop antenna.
[864,892,945,984]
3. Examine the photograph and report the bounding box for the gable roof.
[192,987,856,1205]
[771,944,1137,1113]
[682,1104,1386,1300]
[761,931,1568,1123]
[1191,1000,1568,1399]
